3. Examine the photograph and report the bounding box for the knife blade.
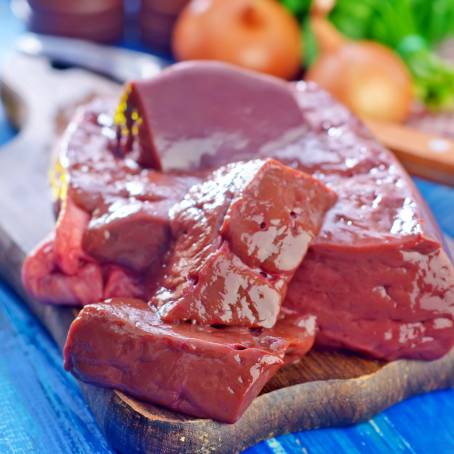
[16,33,168,83]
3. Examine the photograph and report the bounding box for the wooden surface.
[1,54,454,454]
[365,119,454,186]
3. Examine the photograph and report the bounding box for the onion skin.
[172,0,302,80]
[307,16,413,123]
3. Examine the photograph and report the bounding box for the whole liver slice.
[153,159,335,328]
[122,62,454,360]
[64,298,315,423]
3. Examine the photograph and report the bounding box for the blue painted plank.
[0,101,17,147]
[246,389,454,453]
[0,283,112,454]
[0,0,24,63]
[415,177,454,238]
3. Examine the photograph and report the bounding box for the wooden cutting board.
[1,54,454,454]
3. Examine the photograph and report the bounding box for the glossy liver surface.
[120,62,454,360]
[64,298,315,423]
[22,62,454,423]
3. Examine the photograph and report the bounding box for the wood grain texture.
[1,54,453,454]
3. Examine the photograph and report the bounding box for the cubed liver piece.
[22,234,104,306]
[82,198,172,273]
[64,298,315,423]
[55,104,198,275]
[22,233,145,306]
[153,159,335,328]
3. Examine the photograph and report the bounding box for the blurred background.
[6,0,454,128]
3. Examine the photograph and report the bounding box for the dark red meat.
[64,298,315,423]
[25,99,335,329]
[21,61,454,426]
[23,103,198,305]
[115,62,305,170]
[153,158,335,328]
[284,86,454,360]
[116,62,454,360]
[22,233,145,306]
[82,199,171,273]
[22,234,104,306]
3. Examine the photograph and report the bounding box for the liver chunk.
[83,198,172,272]
[22,233,145,306]
[22,234,104,306]
[283,85,454,360]
[153,159,335,328]
[24,102,198,305]
[64,298,315,423]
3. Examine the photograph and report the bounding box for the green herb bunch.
[281,0,454,110]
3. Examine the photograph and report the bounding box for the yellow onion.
[306,16,413,123]
[173,0,302,80]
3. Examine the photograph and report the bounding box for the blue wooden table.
[1,2,454,452]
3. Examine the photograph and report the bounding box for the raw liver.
[59,103,198,274]
[82,198,172,273]
[153,159,335,328]
[22,233,145,306]
[115,62,305,170]
[23,62,454,364]
[51,101,199,215]
[64,298,315,423]
[24,100,335,323]
[119,62,454,360]
[22,234,104,306]
[24,103,198,305]
[284,85,454,360]
[21,61,454,424]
